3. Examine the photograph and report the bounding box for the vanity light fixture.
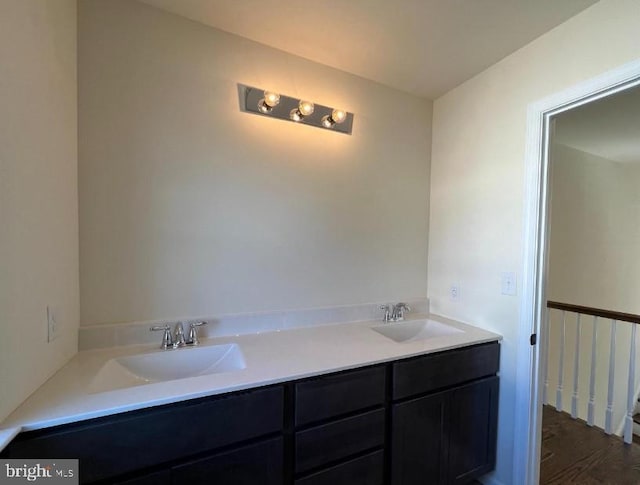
[257,90,280,114]
[321,109,347,128]
[290,100,315,121]
[238,84,354,135]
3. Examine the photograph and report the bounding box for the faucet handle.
[392,302,411,321]
[188,321,208,346]
[150,325,175,350]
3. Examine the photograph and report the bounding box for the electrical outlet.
[450,285,460,301]
[501,272,517,296]
[47,306,58,342]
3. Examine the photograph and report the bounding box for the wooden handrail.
[547,301,640,325]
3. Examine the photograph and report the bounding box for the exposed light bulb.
[257,99,273,114]
[290,109,303,122]
[298,100,314,116]
[321,115,334,128]
[331,109,347,124]
[263,91,280,108]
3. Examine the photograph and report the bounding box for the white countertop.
[0,314,500,451]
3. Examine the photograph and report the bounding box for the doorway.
[514,59,640,485]
[541,84,640,482]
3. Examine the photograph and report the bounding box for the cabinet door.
[447,377,499,484]
[171,437,283,485]
[391,391,447,485]
[114,470,171,485]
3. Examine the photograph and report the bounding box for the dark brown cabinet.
[391,342,500,485]
[114,470,171,485]
[294,366,387,483]
[448,377,499,484]
[171,437,284,485]
[392,391,448,484]
[391,377,499,485]
[295,450,385,485]
[4,386,284,484]
[2,342,499,485]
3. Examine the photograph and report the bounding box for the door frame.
[513,58,640,485]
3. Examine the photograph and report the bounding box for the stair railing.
[545,301,640,444]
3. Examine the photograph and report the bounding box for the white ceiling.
[137,0,597,99]
[554,85,640,164]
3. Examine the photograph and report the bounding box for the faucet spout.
[174,322,187,347]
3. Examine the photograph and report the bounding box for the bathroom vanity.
[1,335,499,485]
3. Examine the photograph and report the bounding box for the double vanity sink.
[88,319,464,394]
[1,314,501,485]
[0,313,500,462]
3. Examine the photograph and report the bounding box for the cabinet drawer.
[295,409,385,474]
[296,450,384,485]
[172,437,283,485]
[392,342,499,400]
[113,470,171,485]
[296,366,386,426]
[7,386,283,484]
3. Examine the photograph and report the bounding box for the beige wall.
[548,144,640,313]
[78,0,432,326]
[546,144,640,431]
[428,0,640,482]
[0,0,79,422]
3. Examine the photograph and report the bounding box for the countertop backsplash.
[79,298,429,351]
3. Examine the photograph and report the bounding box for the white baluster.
[624,324,637,444]
[587,316,598,426]
[543,307,550,405]
[556,310,566,411]
[571,314,581,419]
[605,319,617,435]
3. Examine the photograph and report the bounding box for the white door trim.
[514,58,640,485]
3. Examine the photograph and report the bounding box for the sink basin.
[372,319,464,343]
[89,344,246,393]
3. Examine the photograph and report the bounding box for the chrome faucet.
[174,322,187,347]
[392,303,411,322]
[150,324,175,350]
[380,303,412,323]
[187,321,207,346]
[150,321,208,350]
[380,304,393,322]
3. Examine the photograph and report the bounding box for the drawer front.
[295,409,385,474]
[295,450,384,485]
[113,470,171,485]
[392,342,499,400]
[296,366,386,426]
[7,386,284,484]
[172,437,283,485]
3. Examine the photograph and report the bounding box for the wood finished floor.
[540,405,640,484]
